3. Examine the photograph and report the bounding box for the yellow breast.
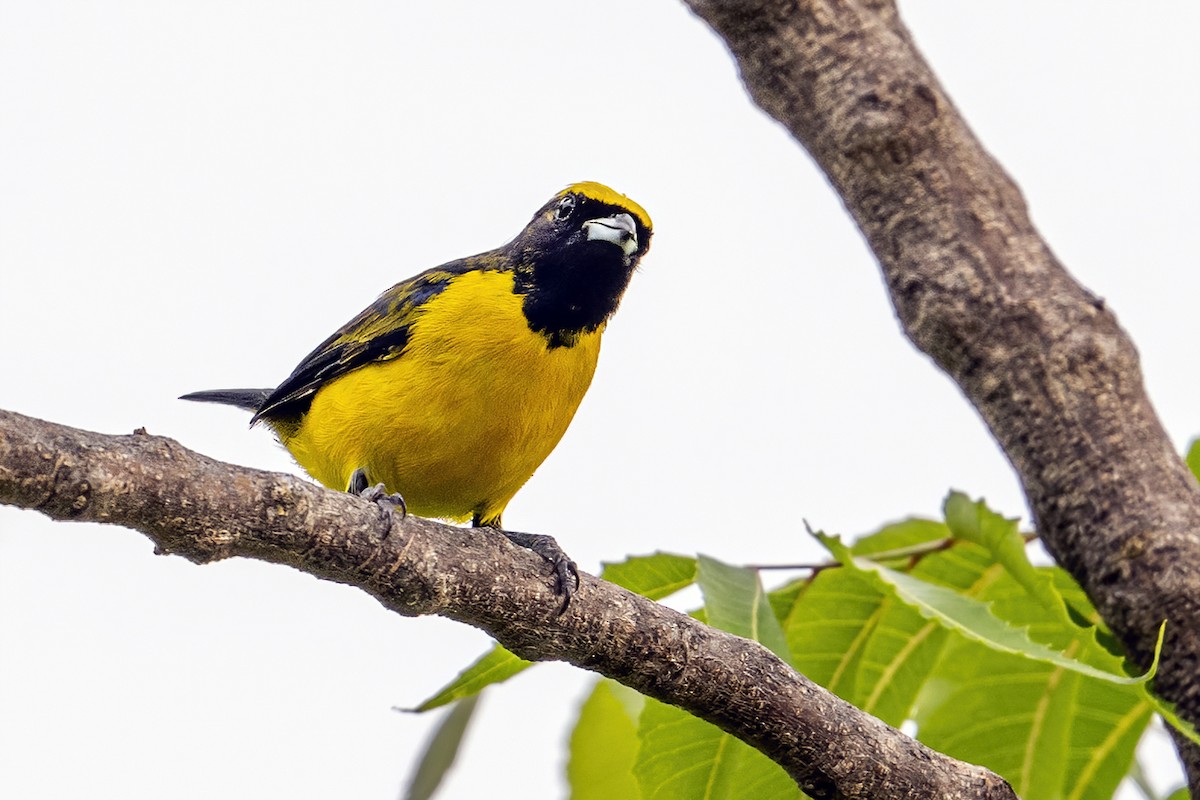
[278,268,602,525]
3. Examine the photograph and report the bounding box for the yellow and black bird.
[182,181,651,606]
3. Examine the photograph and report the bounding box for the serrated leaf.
[1063,679,1152,800]
[917,636,1081,798]
[767,578,806,624]
[782,518,985,717]
[411,644,531,712]
[1026,571,1154,798]
[403,695,480,800]
[697,554,791,661]
[943,492,1060,614]
[816,533,1148,685]
[855,597,947,723]
[939,499,1196,749]
[568,680,643,800]
[914,568,1154,800]
[854,542,999,723]
[601,552,698,600]
[633,699,801,800]
[783,568,885,699]
[849,517,950,559]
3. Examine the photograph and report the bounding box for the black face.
[509,191,652,348]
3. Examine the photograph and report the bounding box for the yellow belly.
[276,269,602,526]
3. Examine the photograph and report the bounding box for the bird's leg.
[474,513,580,613]
[348,468,407,525]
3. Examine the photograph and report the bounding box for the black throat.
[514,240,633,348]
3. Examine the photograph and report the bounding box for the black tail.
[179,388,272,413]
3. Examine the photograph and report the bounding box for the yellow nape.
[559,181,652,231]
[275,268,603,525]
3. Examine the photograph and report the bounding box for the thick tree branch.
[681,0,1200,787]
[0,409,1011,799]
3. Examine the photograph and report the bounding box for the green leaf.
[601,552,698,600]
[782,568,885,699]
[632,699,801,800]
[1025,570,1152,799]
[781,516,979,718]
[403,695,481,800]
[1064,677,1153,800]
[852,542,999,723]
[917,636,1079,798]
[849,517,950,559]
[1186,438,1200,482]
[914,568,1154,800]
[767,578,806,624]
[411,644,531,712]
[816,533,1147,685]
[943,491,1060,614]
[697,554,791,661]
[940,498,1198,749]
[568,680,643,800]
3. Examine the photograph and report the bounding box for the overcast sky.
[2,2,1197,798]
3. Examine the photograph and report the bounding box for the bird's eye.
[554,196,576,221]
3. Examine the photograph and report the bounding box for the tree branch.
[680,0,1200,786]
[0,408,1012,799]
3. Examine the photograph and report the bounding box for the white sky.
[1,2,1196,798]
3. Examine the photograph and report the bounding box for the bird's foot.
[349,469,407,527]
[497,530,580,614]
[359,482,407,524]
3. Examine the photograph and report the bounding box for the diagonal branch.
[680,0,1200,787]
[0,407,1013,799]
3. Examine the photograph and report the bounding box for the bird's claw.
[499,530,580,614]
[348,468,406,528]
[358,482,407,526]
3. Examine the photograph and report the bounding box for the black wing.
[252,255,503,423]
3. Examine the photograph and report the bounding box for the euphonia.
[183,181,652,607]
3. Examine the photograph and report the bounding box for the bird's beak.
[583,212,639,257]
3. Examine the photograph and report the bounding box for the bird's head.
[509,181,653,347]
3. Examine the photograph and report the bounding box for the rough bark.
[680,0,1200,789]
[0,409,1014,799]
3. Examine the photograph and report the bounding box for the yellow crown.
[558,181,652,231]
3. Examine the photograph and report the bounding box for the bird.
[182,181,652,609]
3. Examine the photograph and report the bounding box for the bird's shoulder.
[254,251,509,423]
